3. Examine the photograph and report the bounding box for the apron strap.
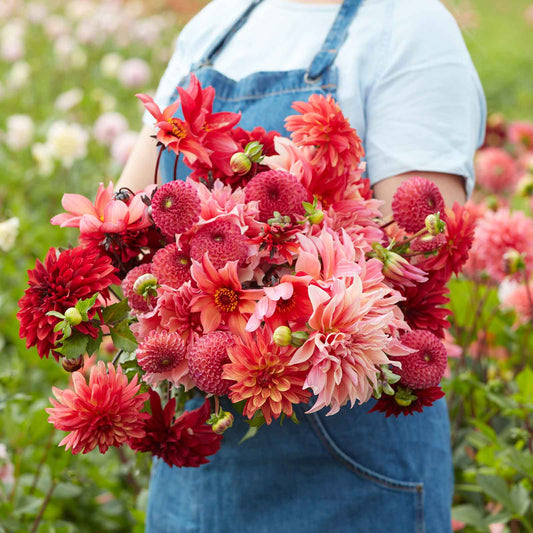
[306,0,364,82]
[192,0,264,70]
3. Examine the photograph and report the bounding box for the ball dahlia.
[391,177,445,233]
[151,243,192,288]
[18,246,119,360]
[150,180,201,237]
[46,361,148,454]
[189,219,248,269]
[136,329,187,374]
[187,331,235,395]
[244,170,308,222]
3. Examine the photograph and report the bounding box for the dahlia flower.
[129,390,222,467]
[18,246,119,360]
[190,255,263,334]
[121,263,155,314]
[474,147,519,194]
[285,94,364,186]
[369,385,445,417]
[136,329,186,374]
[223,329,311,424]
[508,120,533,153]
[46,362,148,454]
[151,243,192,289]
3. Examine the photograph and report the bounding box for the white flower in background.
[43,15,70,39]
[1,20,26,62]
[6,61,30,91]
[117,58,151,88]
[5,114,34,151]
[100,52,123,78]
[53,36,87,70]
[111,131,138,166]
[0,217,20,252]
[65,1,96,21]
[93,112,129,146]
[46,121,88,168]
[0,0,17,21]
[133,19,161,46]
[75,18,105,46]
[90,88,117,113]
[31,142,54,176]
[0,443,14,488]
[25,3,49,24]
[54,88,83,112]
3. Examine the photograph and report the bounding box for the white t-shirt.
[144,0,486,196]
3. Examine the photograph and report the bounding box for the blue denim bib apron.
[148,1,453,531]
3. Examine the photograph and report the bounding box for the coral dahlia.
[244,170,308,222]
[391,177,445,233]
[46,361,148,454]
[129,389,222,467]
[150,180,201,237]
[223,329,311,424]
[151,243,192,289]
[187,331,235,395]
[18,246,119,360]
[136,329,186,374]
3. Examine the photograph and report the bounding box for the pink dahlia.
[369,385,445,417]
[151,243,192,289]
[508,120,533,153]
[223,329,311,424]
[244,170,308,222]
[285,94,364,182]
[129,389,222,467]
[121,263,155,313]
[469,207,533,281]
[474,147,519,194]
[395,330,447,389]
[391,177,445,233]
[18,246,119,360]
[46,361,148,454]
[187,331,235,395]
[150,181,201,237]
[499,279,533,325]
[189,218,248,269]
[136,329,186,374]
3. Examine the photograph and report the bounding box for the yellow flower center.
[214,287,239,313]
[168,118,187,139]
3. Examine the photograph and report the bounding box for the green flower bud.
[290,330,309,347]
[244,141,264,163]
[211,411,234,435]
[230,152,252,175]
[424,213,446,236]
[394,386,418,407]
[273,326,292,347]
[61,355,84,373]
[64,307,83,326]
[503,249,525,275]
[308,210,324,225]
[516,174,533,197]
[133,273,159,300]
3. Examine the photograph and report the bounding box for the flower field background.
[0,0,532,532]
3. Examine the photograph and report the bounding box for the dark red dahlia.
[129,390,222,467]
[152,243,192,289]
[189,219,248,269]
[391,177,445,234]
[18,246,120,360]
[244,170,308,222]
[369,385,445,417]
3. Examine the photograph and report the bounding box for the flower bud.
[273,326,292,347]
[133,273,158,300]
[230,152,252,175]
[485,195,499,211]
[308,210,324,225]
[516,174,533,197]
[394,386,417,407]
[503,249,525,275]
[290,330,309,347]
[64,307,82,326]
[424,213,446,236]
[61,355,84,373]
[211,411,234,435]
[244,141,263,163]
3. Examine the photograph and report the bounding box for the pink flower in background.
[93,112,129,145]
[118,58,151,88]
[46,362,148,454]
[525,4,533,25]
[475,147,519,193]
[469,207,533,281]
[499,279,533,325]
[0,444,14,488]
[111,131,138,166]
[508,120,533,152]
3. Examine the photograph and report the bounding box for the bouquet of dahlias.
[18,74,476,467]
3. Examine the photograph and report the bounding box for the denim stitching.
[308,412,424,493]
[214,84,337,102]
[415,484,425,533]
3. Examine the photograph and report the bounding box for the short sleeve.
[364,0,487,198]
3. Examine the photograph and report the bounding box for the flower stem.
[214,395,220,416]
[29,430,54,495]
[31,480,57,533]
[112,349,124,366]
[173,153,180,182]
[154,145,164,185]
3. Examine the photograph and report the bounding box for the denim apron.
[147,1,453,532]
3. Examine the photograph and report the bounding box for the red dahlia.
[18,246,119,360]
[369,385,445,417]
[136,329,187,374]
[391,177,445,233]
[244,170,308,222]
[129,389,222,467]
[152,243,192,288]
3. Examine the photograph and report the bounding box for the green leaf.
[239,425,259,444]
[245,411,266,428]
[55,331,89,359]
[75,293,99,321]
[102,299,130,325]
[451,504,487,529]
[46,310,65,319]
[509,482,530,515]
[86,328,103,356]
[515,367,533,404]
[476,474,512,509]
[53,320,67,333]
[109,320,138,353]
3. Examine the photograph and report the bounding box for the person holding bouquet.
[116,0,486,531]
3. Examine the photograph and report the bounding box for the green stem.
[31,480,57,533]
[29,430,54,495]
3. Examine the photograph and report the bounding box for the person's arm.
[372,171,466,217]
[115,125,160,192]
